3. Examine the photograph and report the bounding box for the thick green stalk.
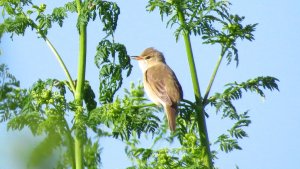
[74,28,86,169]
[74,133,83,169]
[75,27,87,100]
[74,0,86,169]
[63,118,76,169]
[74,25,86,169]
[176,6,213,169]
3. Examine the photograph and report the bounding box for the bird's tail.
[164,105,178,132]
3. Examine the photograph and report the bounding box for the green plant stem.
[131,103,156,109]
[203,53,224,104]
[74,1,86,169]
[74,136,83,169]
[75,30,87,100]
[74,27,86,169]
[43,36,76,93]
[176,5,213,169]
[63,118,76,169]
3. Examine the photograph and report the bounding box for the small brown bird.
[131,47,183,131]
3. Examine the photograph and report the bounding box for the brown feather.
[165,104,178,132]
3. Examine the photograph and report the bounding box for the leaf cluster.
[88,83,161,141]
[0,64,24,122]
[8,79,67,132]
[147,0,257,66]
[83,81,97,112]
[95,40,132,104]
[76,0,120,35]
[0,68,73,168]
[0,66,161,167]
[126,132,211,169]
[83,138,102,169]
[0,0,69,39]
[0,64,104,168]
[0,0,121,39]
[208,76,279,153]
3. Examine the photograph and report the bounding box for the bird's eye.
[145,56,151,60]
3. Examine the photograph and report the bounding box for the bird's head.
[131,47,166,72]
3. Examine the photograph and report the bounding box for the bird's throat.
[138,60,149,73]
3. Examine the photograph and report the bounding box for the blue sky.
[1,0,300,168]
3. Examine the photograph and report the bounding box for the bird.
[131,47,183,131]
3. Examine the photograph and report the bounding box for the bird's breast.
[143,78,162,106]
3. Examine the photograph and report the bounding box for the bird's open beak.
[130,56,143,60]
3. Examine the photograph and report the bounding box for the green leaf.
[223,76,279,99]
[83,81,97,112]
[27,131,63,168]
[65,1,77,13]
[95,39,132,104]
[215,134,242,153]
[208,76,279,155]
[84,138,102,169]
[228,112,251,139]
[52,7,67,27]
[0,64,26,122]
[97,1,120,35]
[0,14,34,39]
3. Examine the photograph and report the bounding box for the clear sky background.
[1,0,300,169]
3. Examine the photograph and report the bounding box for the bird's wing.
[145,63,183,105]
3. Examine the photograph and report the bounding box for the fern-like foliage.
[0,0,121,39]
[125,133,211,169]
[88,83,161,141]
[147,0,257,66]
[0,69,73,167]
[95,40,132,104]
[7,79,68,134]
[0,1,69,39]
[223,76,279,99]
[208,76,279,153]
[0,64,24,122]
[83,81,97,112]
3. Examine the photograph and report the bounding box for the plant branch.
[22,11,76,94]
[43,36,76,93]
[203,50,225,105]
[176,4,213,169]
[130,103,156,109]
